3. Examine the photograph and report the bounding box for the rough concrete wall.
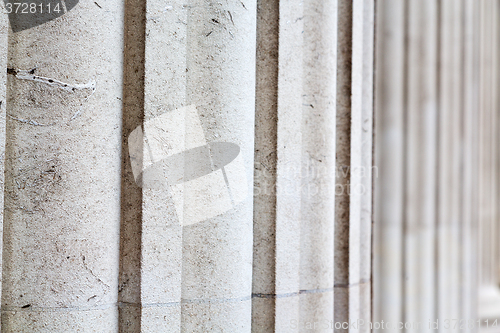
[1,0,124,331]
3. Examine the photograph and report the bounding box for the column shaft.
[373,0,405,330]
[2,1,124,330]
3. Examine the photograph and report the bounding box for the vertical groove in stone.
[334,0,374,330]
[0,5,8,332]
[334,0,353,327]
[373,0,405,330]
[461,0,478,329]
[404,0,438,328]
[1,1,124,331]
[119,0,146,330]
[252,0,279,330]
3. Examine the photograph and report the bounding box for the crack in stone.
[7,67,96,92]
[7,114,55,127]
[82,255,110,292]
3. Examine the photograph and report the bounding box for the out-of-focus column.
[273,1,304,329]
[334,0,374,331]
[404,0,437,329]
[438,1,463,330]
[478,0,500,327]
[1,1,124,331]
[299,0,337,329]
[373,0,405,331]
[461,0,480,329]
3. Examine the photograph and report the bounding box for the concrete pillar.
[404,0,437,328]
[461,0,480,329]
[373,0,405,330]
[1,0,124,331]
[0,4,8,332]
[137,0,187,330]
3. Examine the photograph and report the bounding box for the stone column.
[1,0,124,331]
[334,0,374,331]
[438,1,463,330]
[478,0,500,326]
[373,0,405,330]
[0,4,8,332]
[118,0,146,331]
[461,0,480,329]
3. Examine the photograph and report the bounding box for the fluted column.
[1,1,124,331]
[251,0,279,331]
[135,0,257,331]
[272,0,337,331]
[438,1,464,330]
[461,0,480,329]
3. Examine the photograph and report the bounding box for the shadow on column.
[118,0,146,331]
